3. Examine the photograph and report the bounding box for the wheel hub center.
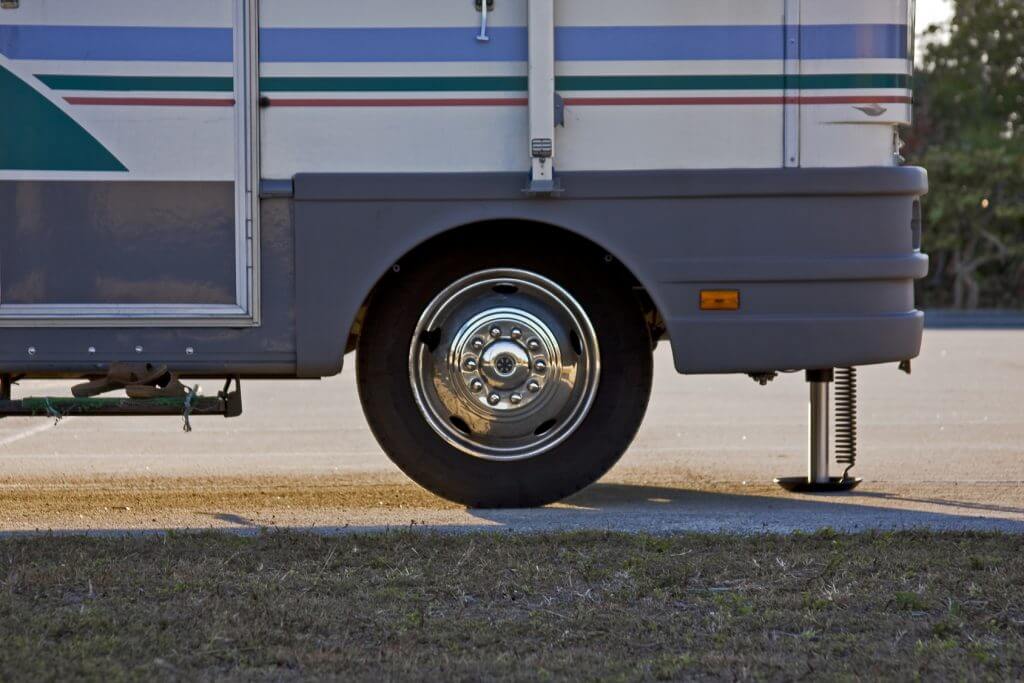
[495,355,516,375]
[451,312,556,413]
[479,341,530,389]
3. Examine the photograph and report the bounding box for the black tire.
[356,235,653,508]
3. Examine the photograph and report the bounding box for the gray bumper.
[636,167,929,373]
[668,311,924,373]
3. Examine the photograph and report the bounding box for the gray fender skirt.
[0,167,927,378]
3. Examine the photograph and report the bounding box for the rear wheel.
[356,242,652,508]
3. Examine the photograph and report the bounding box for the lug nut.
[510,327,523,339]
[463,357,478,371]
[489,326,502,338]
[469,379,484,392]
[471,337,485,350]
[527,339,541,351]
[534,359,547,373]
[510,393,523,405]
[487,393,501,406]
[527,380,541,393]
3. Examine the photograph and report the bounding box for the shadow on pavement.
[568,483,1024,516]
[849,491,1024,517]
[205,512,262,528]
[462,482,1024,534]
[2,481,1023,538]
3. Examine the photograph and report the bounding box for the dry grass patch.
[0,530,1022,681]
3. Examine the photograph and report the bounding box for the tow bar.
[0,374,242,432]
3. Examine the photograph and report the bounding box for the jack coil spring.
[833,367,858,480]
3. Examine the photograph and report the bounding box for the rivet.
[528,339,541,351]
[510,393,523,405]
[27,346,36,356]
[487,393,501,406]
[135,345,144,354]
[185,347,195,356]
[87,346,96,355]
[469,379,484,392]
[489,326,502,338]
[534,359,547,373]
[527,380,541,393]
[463,357,478,371]
[510,327,523,339]
[471,338,485,351]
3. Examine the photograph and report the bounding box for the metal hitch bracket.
[0,374,243,426]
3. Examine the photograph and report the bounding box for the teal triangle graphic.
[0,64,127,171]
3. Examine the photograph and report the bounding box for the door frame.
[0,0,261,328]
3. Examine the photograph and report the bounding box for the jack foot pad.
[774,476,862,493]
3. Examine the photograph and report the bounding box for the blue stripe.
[0,25,231,62]
[0,24,906,63]
[262,25,906,62]
[557,26,783,61]
[801,24,907,60]
[261,27,526,63]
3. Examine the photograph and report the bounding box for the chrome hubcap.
[480,341,530,388]
[409,269,600,461]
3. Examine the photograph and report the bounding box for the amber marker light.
[700,290,740,311]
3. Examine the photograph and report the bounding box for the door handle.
[475,0,494,42]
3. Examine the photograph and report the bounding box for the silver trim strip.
[0,304,251,328]
[527,0,556,191]
[783,0,801,168]
[244,0,262,327]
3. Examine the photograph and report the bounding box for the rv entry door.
[0,0,259,326]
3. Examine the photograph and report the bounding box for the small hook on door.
[475,0,494,42]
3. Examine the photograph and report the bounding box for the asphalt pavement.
[1,328,1022,535]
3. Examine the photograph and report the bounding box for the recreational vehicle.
[0,1,926,506]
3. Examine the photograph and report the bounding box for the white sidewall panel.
[259,0,786,175]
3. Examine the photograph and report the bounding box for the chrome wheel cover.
[409,269,600,461]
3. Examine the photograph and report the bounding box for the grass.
[0,530,1022,681]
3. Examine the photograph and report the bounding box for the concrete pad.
[0,329,1022,534]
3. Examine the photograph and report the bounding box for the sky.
[915,0,954,62]
[917,0,954,29]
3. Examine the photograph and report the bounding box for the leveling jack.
[775,368,862,493]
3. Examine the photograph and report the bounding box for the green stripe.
[797,74,910,90]
[260,76,527,92]
[35,73,910,95]
[260,73,910,93]
[37,75,234,92]
[558,75,782,91]
[560,73,909,91]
